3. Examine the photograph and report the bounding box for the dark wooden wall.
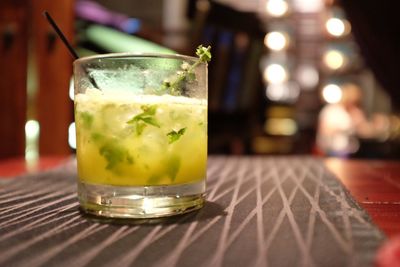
[0,0,74,158]
[0,0,28,158]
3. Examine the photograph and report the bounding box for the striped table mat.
[0,156,385,267]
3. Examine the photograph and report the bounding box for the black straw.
[43,11,100,89]
[43,11,79,60]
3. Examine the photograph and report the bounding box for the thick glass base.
[78,180,205,219]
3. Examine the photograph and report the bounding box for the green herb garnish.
[80,111,94,129]
[91,132,104,142]
[166,154,180,181]
[99,141,134,171]
[196,45,212,63]
[126,105,160,135]
[146,155,181,184]
[162,45,211,95]
[147,174,162,184]
[167,127,187,144]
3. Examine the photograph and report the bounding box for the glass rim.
[74,52,199,65]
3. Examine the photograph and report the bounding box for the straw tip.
[42,10,49,18]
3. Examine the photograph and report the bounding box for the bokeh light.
[263,64,288,84]
[292,0,323,13]
[326,18,345,37]
[265,118,297,136]
[68,122,76,149]
[266,82,300,103]
[296,64,319,90]
[264,31,288,51]
[69,78,74,101]
[265,0,288,17]
[25,120,40,162]
[322,84,342,104]
[25,120,40,140]
[325,17,351,37]
[323,50,345,70]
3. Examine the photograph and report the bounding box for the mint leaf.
[196,45,212,63]
[91,132,104,141]
[167,154,180,181]
[186,72,196,83]
[80,111,94,129]
[99,141,134,171]
[127,105,160,135]
[135,122,146,135]
[161,45,211,95]
[147,174,162,184]
[167,127,186,144]
[141,117,160,127]
[146,155,181,184]
[126,155,134,164]
[126,105,158,125]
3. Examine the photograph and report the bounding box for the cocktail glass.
[73,53,207,218]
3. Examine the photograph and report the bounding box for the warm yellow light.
[266,0,288,17]
[25,120,40,140]
[264,31,288,51]
[292,0,323,13]
[69,78,74,101]
[266,82,300,103]
[68,122,76,149]
[323,50,345,70]
[296,64,319,89]
[263,64,288,84]
[25,120,40,163]
[265,118,297,136]
[266,84,285,101]
[322,84,342,104]
[326,18,345,36]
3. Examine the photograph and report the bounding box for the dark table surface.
[1,156,396,267]
[2,156,399,238]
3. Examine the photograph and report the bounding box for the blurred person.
[317,84,389,157]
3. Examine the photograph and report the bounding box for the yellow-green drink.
[75,89,207,186]
[74,50,209,218]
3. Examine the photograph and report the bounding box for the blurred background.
[1,0,400,165]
